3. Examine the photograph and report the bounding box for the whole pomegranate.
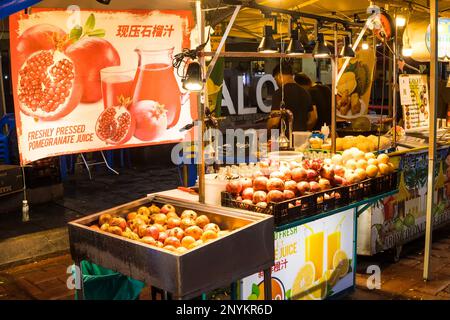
[66,37,120,103]
[95,96,135,145]
[17,49,82,120]
[130,100,168,141]
[16,24,67,67]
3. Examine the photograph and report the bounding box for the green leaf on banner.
[69,26,83,41]
[87,29,106,37]
[286,289,291,300]
[252,283,260,297]
[84,13,96,32]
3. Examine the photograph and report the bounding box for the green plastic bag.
[73,261,145,300]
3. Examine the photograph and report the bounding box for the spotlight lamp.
[341,36,355,58]
[313,33,331,58]
[361,36,369,50]
[182,60,203,92]
[286,28,306,55]
[396,15,406,27]
[258,25,279,53]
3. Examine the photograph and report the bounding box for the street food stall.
[3,0,447,299]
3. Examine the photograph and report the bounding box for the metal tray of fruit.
[68,194,274,299]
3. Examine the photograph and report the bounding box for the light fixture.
[402,39,413,57]
[396,15,406,27]
[258,25,279,53]
[361,36,369,50]
[341,36,355,58]
[182,61,203,92]
[313,33,330,58]
[286,28,305,55]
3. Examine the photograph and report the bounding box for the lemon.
[307,277,328,300]
[333,250,350,279]
[291,262,315,300]
[324,269,339,287]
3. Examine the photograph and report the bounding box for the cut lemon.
[291,262,315,300]
[307,277,328,300]
[333,250,349,279]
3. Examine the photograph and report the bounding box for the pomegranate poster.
[240,209,355,300]
[9,8,196,164]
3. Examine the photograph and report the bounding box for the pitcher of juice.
[304,225,324,281]
[132,46,181,128]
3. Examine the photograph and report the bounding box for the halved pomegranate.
[17,49,82,121]
[95,96,135,145]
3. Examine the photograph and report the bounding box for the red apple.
[297,181,311,195]
[158,231,168,243]
[306,169,318,182]
[226,179,243,195]
[242,187,254,200]
[319,165,335,180]
[253,190,267,203]
[309,181,321,193]
[318,178,331,191]
[267,190,285,203]
[284,180,298,193]
[283,189,296,200]
[267,178,284,191]
[253,176,269,191]
[240,177,253,190]
[291,167,308,182]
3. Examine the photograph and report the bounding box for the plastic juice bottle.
[305,231,324,281]
[327,231,341,270]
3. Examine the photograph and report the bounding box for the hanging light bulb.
[341,35,355,58]
[286,28,305,55]
[258,25,279,53]
[182,60,203,91]
[313,33,330,58]
[396,15,406,27]
[361,36,369,50]
[402,42,413,57]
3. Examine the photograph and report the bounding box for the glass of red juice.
[101,66,135,108]
[132,46,181,128]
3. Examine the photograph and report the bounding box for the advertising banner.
[9,8,195,164]
[357,147,450,255]
[399,74,429,131]
[337,50,375,119]
[241,209,355,300]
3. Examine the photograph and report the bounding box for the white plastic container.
[292,131,311,148]
[204,174,228,206]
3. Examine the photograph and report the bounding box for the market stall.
[3,0,447,300]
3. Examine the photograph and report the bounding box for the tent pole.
[392,14,398,148]
[331,23,337,154]
[424,0,438,281]
[196,0,206,204]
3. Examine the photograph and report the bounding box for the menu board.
[399,74,429,131]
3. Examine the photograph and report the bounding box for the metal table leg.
[263,268,272,300]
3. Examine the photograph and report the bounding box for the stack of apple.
[226,158,343,209]
[331,148,395,184]
[89,204,231,254]
[226,150,396,209]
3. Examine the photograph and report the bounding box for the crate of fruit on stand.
[68,195,274,299]
[221,149,397,226]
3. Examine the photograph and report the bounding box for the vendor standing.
[295,72,331,131]
[269,62,317,131]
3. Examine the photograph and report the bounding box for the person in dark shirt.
[270,63,317,131]
[295,73,332,131]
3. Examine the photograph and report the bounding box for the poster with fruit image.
[241,209,355,300]
[9,8,196,164]
[337,50,375,119]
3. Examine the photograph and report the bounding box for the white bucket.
[203,174,228,206]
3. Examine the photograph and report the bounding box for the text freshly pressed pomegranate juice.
[132,63,181,128]
[101,75,134,109]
